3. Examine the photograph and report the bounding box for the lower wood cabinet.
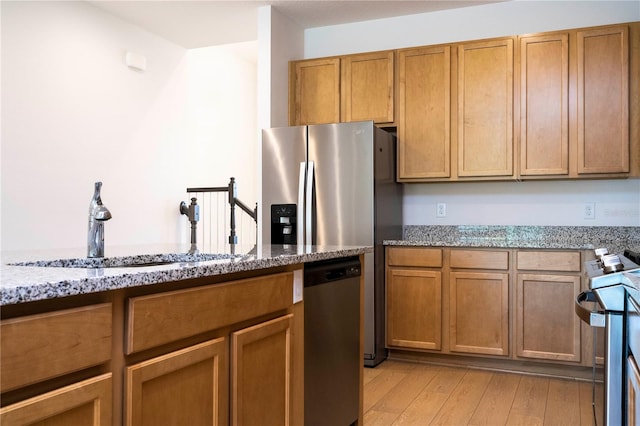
[386,246,588,370]
[125,338,228,426]
[449,271,509,356]
[0,268,304,426]
[516,273,581,362]
[515,250,582,362]
[0,374,112,426]
[232,314,293,426]
[386,268,442,350]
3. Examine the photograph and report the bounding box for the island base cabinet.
[125,338,228,426]
[0,373,112,426]
[232,314,293,426]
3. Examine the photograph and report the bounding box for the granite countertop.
[385,225,640,253]
[0,243,372,306]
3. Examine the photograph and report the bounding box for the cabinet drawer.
[0,303,112,392]
[450,249,509,270]
[0,373,112,425]
[517,250,581,272]
[126,272,293,354]
[387,247,443,268]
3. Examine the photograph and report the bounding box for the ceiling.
[89,0,504,49]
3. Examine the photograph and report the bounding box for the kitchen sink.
[9,253,239,269]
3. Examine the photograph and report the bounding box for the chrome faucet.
[87,182,112,258]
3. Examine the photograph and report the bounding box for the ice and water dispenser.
[271,204,297,244]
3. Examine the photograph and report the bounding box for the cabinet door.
[291,58,340,125]
[519,34,569,176]
[449,272,509,356]
[458,38,514,177]
[576,25,629,174]
[341,51,394,123]
[0,374,112,426]
[397,45,451,180]
[232,314,293,426]
[516,274,581,362]
[386,268,442,350]
[125,338,228,426]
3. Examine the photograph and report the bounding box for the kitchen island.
[1,243,371,426]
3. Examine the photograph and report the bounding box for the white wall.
[256,6,304,244]
[1,1,258,251]
[304,0,640,227]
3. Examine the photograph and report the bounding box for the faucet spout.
[88,182,112,258]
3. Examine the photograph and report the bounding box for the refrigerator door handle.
[305,161,315,246]
[297,162,306,246]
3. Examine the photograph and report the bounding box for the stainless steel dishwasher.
[304,256,361,426]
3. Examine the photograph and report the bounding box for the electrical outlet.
[437,203,447,217]
[584,203,595,219]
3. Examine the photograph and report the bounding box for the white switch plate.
[293,269,303,304]
[437,203,447,217]
[584,203,595,219]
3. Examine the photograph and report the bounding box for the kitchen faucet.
[87,181,112,258]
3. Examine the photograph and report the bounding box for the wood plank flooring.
[363,360,594,425]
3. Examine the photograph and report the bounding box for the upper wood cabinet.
[397,37,516,181]
[519,33,570,176]
[397,45,451,180]
[289,22,639,182]
[341,51,394,123]
[289,51,394,126]
[457,38,514,178]
[576,25,629,174]
[290,58,341,125]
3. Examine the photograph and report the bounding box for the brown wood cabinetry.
[0,374,112,426]
[386,246,590,374]
[397,45,451,180]
[386,247,443,350]
[341,51,394,124]
[518,24,634,178]
[289,51,394,126]
[125,272,296,426]
[576,26,629,175]
[0,303,112,392]
[290,58,341,125]
[449,249,510,356]
[518,33,570,176]
[232,314,293,426]
[126,338,227,426]
[290,22,639,181]
[397,37,516,181]
[0,304,113,425]
[457,39,514,178]
[1,268,306,426]
[515,251,582,362]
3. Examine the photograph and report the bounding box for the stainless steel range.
[576,249,640,425]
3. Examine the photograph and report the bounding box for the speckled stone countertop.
[1,243,372,306]
[385,225,640,253]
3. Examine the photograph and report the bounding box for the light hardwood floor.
[363,360,594,425]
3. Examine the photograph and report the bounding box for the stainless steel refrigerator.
[261,121,402,367]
